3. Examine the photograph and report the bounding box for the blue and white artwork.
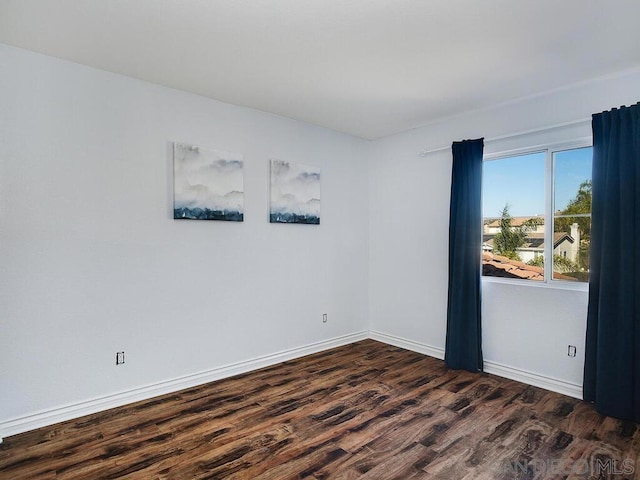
[173,143,244,221]
[270,159,320,224]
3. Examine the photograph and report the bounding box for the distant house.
[482,217,580,264]
[483,216,545,234]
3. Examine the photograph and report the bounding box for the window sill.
[481,275,589,292]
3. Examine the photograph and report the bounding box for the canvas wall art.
[173,143,244,221]
[270,159,320,224]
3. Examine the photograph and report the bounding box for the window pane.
[553,147,592,282]
[483,152,545,281]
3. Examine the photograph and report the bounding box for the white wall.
[0,44,369,435]
[368,68,640,395]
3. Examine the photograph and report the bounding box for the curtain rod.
[417,117,592,157]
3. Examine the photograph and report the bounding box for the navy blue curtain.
[584,102,640,420]
[445,138,484,372]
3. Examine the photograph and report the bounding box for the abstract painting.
[270,159,320,224]
[173,143,244,221]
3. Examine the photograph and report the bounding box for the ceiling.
[1,0,639,140]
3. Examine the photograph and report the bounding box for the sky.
[482,147,592,219]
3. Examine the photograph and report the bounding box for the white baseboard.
[369,330,582,400]
[0,331,368,441]
[369,330,445,359]
[483,360,583,400]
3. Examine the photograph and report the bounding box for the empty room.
[1,1,640,478]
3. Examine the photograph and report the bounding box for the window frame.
[482,138,592,291]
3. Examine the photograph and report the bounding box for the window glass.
[483,152,546,281]
[482,146,592,284]
[553,147,592,282]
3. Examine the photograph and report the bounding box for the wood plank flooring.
[1,339,639,479]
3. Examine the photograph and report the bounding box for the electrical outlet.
[567,345,576,357]
[322,313,328,323]
[116,351,125,365]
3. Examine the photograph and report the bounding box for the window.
[482,144,592,284]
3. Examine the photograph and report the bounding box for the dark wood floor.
[1,340,639,479]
